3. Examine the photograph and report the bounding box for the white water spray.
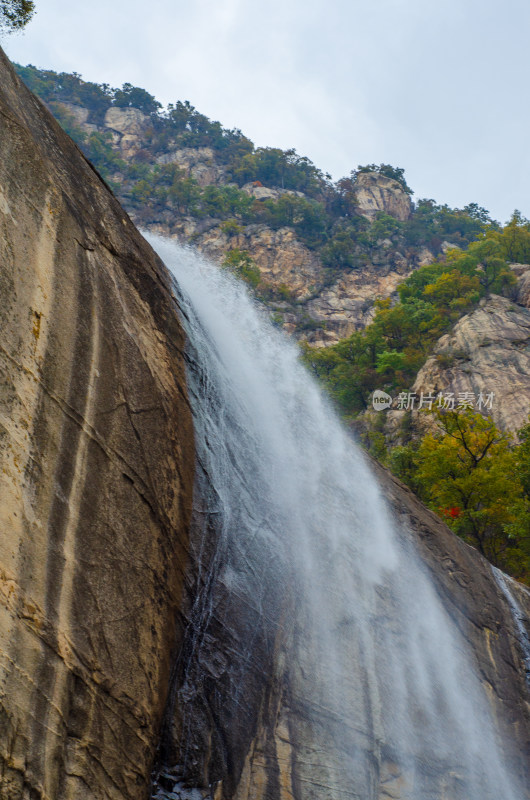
[148,234,524,800]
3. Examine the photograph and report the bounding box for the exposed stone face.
[353,172,412,221]
[53,101,100,135]
[37,100,423,338]
[140,221,435,347]
[0,50,194,800]
[306,260,413,345]
[413,294,530,432]
[56,100,90,125]
[104,106,149,157]
[514,264,530,308]
[240,183,305,201]
[190,224,324,300]
[104,105,149,135]
[156,147,226,187]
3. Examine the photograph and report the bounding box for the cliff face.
[412,293,530,433]
[351,171,412,221]
[3,53,530,800]
[0,51,194,799]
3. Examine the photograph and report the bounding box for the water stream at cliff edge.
[147,234,524,800]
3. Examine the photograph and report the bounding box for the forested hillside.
[15,64,495,257]
[15,63,530,581]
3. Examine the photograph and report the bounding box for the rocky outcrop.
[183,223,324,301]
[240,183,305,202]
[513,263,530,308]
[56,100,95,130]
[156,147,226,187]
[104,106,150,156]
[104,105,148,135]
[412,294,530,432]
[353,172,412,221]
[305,255,413,345]
[42,101,422,339]
[144,221,428,344]
[0,50,194,800]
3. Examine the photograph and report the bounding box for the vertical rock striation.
[0,50,194,799]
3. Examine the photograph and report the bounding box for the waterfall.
[147,234,524,800]
[492,566,530,687]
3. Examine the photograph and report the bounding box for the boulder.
[353,172,412,221]
[104,105,148,136]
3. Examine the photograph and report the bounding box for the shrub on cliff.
[487,210,530,263]
[355,163,413,194]
[231,147,329,197]
[389,410,530,582]
[112,83,161,114]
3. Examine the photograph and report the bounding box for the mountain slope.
[14,64,497,349]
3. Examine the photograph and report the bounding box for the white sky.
[3,0,530,222]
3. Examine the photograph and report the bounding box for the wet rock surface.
[155,445,530,800]
[0,50,194,800]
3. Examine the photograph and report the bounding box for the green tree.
[261,194,328,247]
[0,0,34,32]
[112,83,161,114]
[232,147,327,196]
[402,198,496,250]
[413,410,529,578]
[320,223,366,270]
[516,419,530,497]
[130,178,153,205]
[368,212,403,244]
[487,210,530,263]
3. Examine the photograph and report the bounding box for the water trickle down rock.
[0,49,195,800]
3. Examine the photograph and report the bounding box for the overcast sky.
[3,0,529,222]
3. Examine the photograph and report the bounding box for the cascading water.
[492,567,530,687]
[147,233,525,800]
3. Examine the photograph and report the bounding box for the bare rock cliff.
[353,172,412,221]
[413,294,530,432]
[0,50,194,799]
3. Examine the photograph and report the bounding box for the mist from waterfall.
[147,233,524,800]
